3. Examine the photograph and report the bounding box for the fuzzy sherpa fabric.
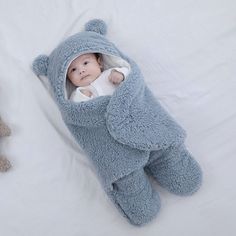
[145,144,202,196]
[32,19,202,225]
[112,168,161,226]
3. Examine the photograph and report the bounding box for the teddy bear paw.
[0,156,11,172]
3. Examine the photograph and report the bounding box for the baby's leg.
[111,168,161,226]
[145,144,202,196]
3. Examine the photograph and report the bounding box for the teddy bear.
[0,117,11,172]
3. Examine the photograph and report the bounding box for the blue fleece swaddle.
[32,19,202,226]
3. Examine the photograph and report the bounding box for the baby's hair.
[95,53,104,71]
[94,53,101,60]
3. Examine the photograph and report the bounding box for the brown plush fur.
[0,117,11,172]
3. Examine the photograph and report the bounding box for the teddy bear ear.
[32,54,49,76]
[85,19,107,36]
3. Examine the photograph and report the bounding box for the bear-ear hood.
[32,19,123,102]
[32,19,108,77]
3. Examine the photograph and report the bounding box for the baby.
[67,53,128,102]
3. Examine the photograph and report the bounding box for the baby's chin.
[81,76,97,86]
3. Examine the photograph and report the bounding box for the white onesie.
[70,67,129,102]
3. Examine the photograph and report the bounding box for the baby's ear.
[85,19,107,36]
[32,54,49,76]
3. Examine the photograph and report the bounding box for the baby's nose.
[79,69,85,74]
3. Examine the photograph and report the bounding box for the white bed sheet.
[0,0,236,235]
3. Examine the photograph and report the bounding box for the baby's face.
[67,53,102,87]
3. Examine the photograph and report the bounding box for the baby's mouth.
[81,75,89,80]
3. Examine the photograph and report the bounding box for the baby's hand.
[108,70,124,85]
[80,89,93,97]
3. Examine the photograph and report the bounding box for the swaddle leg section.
[146,144,202,196]
[111,168,161,226]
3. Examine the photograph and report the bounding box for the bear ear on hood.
[32,54,49,76]
[84,19,107,36]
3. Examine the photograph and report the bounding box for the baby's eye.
[71,68,76,72]
[84,61,89,65]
